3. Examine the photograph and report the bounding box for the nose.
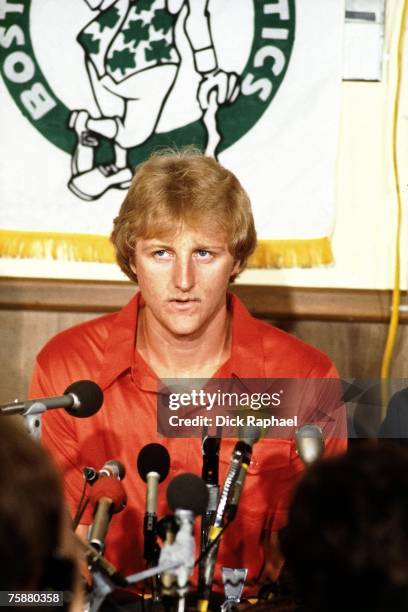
[172,254,195,292]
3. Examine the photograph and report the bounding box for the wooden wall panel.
[273,320,408,378]
[0,309,100,404]
[1,278,407,404]
[1,277,406,321]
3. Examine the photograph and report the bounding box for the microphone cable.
[72,475,89,530]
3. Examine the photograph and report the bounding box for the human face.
[131,226,240,338]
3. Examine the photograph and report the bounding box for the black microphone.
[215,425,260,528]
[226,425,261,521]
[83,460,126,484]
[198,426,260,610]
[200,436,221,590]
[201,436,221,515]
[202,436,220,485]
[88,476,127,552]
[137,443,171,563]
[167,472,209,517]
[0,380,103,418]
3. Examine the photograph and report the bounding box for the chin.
[164,318,202,337]
[169,324,201,337]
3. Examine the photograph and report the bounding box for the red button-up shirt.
[30,293,346,591]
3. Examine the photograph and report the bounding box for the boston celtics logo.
[0,0,295,202]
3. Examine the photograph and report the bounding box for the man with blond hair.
[31,149,346,595]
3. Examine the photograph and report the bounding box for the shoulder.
[230,294,336,378]
[36,311,118,379]
[254,317,335,377]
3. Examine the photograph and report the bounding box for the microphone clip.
[83,466,98,484]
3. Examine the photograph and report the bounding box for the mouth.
[169,298,200,310]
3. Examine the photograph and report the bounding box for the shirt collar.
[98,292,140,390]
[219,293,267,380]
[98,291,267,390]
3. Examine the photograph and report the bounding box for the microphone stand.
[143,471,161,602]
[126,560,184,585]
[161,509,195,612]
[89,570,116,612]
[1,400,46,439]
[127,509,197,611]
[76,539,129,612]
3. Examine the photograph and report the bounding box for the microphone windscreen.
[167,473,209,515]
[239,423,261,446]
[89,476,127,513]
[295,424,325,466]
[64,380,104,417]
[137,443,170,483]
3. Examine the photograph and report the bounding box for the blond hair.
[111,148,257,282]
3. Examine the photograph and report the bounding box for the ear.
[232,260,241,275]
[130,255,138,282]
[230,260,241,281]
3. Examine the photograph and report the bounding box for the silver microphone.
[83,459,126,484]
[88,476,127,552]
[295,424,325,467]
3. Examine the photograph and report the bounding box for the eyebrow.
[140,241,170,250]
[194,245,226,251]
[142,240,227,250]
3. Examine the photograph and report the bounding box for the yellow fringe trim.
[0,229,115,263]
[0,231,333,269]
[248,237,333,268]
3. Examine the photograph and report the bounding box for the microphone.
[137,443,171,563]
[226,425,261,521]
[83,459,126,484]
[215,425,260,528]
[160,473,208,596]
[200,436,221,578]
[198,426,260,611]
[88,476,127,552]
[201,436,221,516]
[167,472,209,517]
[0,380,103,418]
[295,424,325,467]
[202,436,220,485]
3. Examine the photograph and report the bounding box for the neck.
[136,300,232,379]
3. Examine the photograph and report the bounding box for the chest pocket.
[218,438,293,519]
[220,438,292,470]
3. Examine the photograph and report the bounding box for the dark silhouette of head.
[281,445,408,612]
[0,417,73,594]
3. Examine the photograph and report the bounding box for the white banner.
[0,0,344,268]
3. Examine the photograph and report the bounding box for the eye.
[153,249,171,259]
[195,249,212,259]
